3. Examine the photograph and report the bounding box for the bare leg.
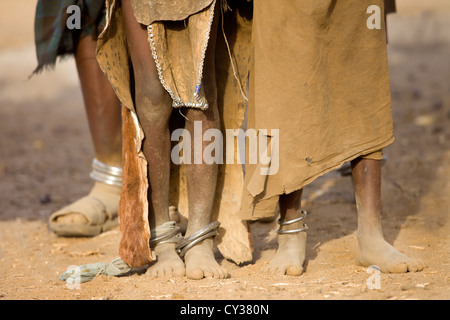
[351,158,426,273]
[52,34,122,227]
[181,6,227,280]
[264,189,307,276]
[122,0,185,278]
[76,35,122,167]
[183,101,226,280]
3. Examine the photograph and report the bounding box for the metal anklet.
[90,158,123,187]
[176,221,220,258]
[277,210,309,234]
[149,221,182,249]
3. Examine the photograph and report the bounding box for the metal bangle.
[176,221,220,258]
[177,230,218,258]
[90,171,123,186]
[277,224,308,234]
[149,226,181,249]
[90,158,122,187]
[92,158,122,176]
[277,210,308,226]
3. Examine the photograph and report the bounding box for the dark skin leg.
[122,0,225,279]
[351,157,426,273]
[75,34,122,167]
[122,0,183,278]
[264,189,307,276]
[75,36,122,167]
[55,33,122,225]
[183,58,225,279]
[181,3,227,279]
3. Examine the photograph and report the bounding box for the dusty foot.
[264,230,307,276]
[184,239,228,280]
[146,243,186,278]
[54,181,120,224]
[356,235,427,273]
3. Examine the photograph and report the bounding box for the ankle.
[91,181,122,195]
[90,158,122,189]
[356,227,384,243]
[277,210,308,233]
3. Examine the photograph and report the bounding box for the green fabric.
[34,0,106,73]
[59,257,131,284]
[58,222,182,284]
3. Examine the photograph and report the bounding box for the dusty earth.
[0,0,449,302]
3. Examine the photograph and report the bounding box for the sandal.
[49,184,120,237]
[49,158,122,237]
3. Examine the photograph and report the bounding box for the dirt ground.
[0,0,448,301]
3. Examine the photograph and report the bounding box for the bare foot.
[264,230,307,276]
[146,243,186,278]
[356,234,427,273]
[184,239,228,280]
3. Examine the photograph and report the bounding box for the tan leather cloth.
[97,0,253,267]
[131,0,213,25]
[362,150,384,160]
[240,0,394,220]
[147,5,215,109]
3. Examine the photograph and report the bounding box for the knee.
[136,78,168,105]
[134,75,172,122]
[186,102,220,129]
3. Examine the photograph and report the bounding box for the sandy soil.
[0,0,449,301]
